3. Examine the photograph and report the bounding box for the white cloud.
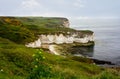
[73,0,85,8]
[73,3,84,8]
[53,0,67,5]
[13,0,71,17]
[12,0,86,17]
[21,0,40,9]
[12,0,43,15]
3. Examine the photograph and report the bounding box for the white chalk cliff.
[25,33,94,48]
[25,17,94,55]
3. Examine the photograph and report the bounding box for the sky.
[0,0,120,27]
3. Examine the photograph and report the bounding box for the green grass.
[0,24,36,44]
[0,37,120,79]
[0,37,34,77]
[16,17,69,28]
[77,30,94,35]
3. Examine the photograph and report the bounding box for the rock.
[49,45,60,55]
[25,32,94,48]
[25,39,41,48]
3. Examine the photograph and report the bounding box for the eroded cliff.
[23,17,94,55]
[25,31,94,48]
[0,16,94,55]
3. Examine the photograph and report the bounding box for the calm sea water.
[74,25,120,65]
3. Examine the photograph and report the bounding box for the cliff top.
[0,16,69,27]
[0,16,93,44]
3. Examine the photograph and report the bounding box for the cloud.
[53,0,67,5]
[55,0,85,8]
[73,3,84,8]
[21,0,40,9]
[73,0,85,8]
[11,0,86,17]
[12,0,43,15]
[13,0,72,17]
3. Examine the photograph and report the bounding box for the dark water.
[73,25,120,65]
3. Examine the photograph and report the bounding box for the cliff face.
[0,16,94,55]
[60,18,69,28]
[25,32,94,48]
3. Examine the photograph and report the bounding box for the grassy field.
[0,37,120,79]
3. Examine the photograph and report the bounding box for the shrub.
[0,25,36,44]
[27,49,52,79]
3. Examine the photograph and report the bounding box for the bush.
[27,49,52,79]
[0,25,36,44]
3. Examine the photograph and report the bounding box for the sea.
[73,25,120,65]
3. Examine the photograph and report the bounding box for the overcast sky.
[0,0,120,27]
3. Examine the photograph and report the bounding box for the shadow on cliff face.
[70,46,94,57]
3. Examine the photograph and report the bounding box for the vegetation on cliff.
[0,16,93,44]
